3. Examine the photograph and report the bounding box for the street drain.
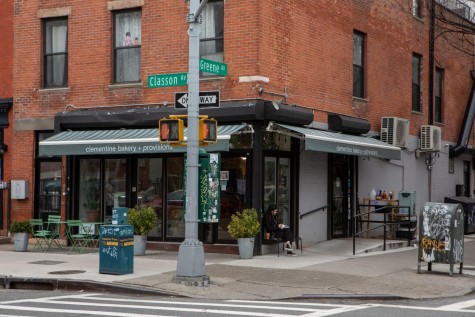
[28,260,66,265]
[48,270,86,275]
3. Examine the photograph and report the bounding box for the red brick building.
[7,0,475,249]
[0,0,13,237]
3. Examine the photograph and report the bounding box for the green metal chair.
[66,220,89,253]
[46,215,63,251]
[29,219,50,252]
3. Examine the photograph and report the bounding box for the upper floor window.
[413,0,422,18]
[412,54,422,112]
[435,67,444,123]
[113,10,141,83]
[200,0,224,76]
[43,18,68,88]
[353,31,365,98]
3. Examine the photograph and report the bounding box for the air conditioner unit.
[381,117,409,147]
[420,125,442,151]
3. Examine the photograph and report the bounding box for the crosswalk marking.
[1,293,474,317]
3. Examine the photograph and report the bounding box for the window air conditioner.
[420,125,442,151]
[381,117,409,147]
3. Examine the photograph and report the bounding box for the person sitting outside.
[264,204,297,256]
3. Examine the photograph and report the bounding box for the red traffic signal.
[199,118,217,143]
[159,118,184,143]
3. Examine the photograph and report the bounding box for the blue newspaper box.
[99,225,134,275]
[112,207,129,225]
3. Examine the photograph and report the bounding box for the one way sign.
[175,91,220,109]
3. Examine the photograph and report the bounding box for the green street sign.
[148,72,188,88]
[200,59,228,76]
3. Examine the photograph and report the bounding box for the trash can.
[112,207,129,225]
[444,196,475,234]
[417,202,464,276]
[99,225,134,275]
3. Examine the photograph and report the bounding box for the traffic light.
[159,118,184,143]
[199,118,217,143]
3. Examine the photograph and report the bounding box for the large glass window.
[113,10,141,83]
[104,159,127,223]
[435,67,443,123]
[78,159,101,222]
[137,158,163,237]
[200,0,224,76]
[412,54,422,112]
[38,162,62,220]
[167,157,185,238]
[353,31,365,98]
[43,18,68,88]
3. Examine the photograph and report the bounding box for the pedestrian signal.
[199,118,217,143]
[159,118,184,143]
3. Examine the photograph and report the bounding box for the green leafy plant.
[227,208,260,239]
[83,180,100,210]
[128,205,158,236]
[10,221,33,234]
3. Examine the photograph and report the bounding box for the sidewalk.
[1,236,474,300]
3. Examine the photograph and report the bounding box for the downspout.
[429,0,435,126]
[428,0,435,202]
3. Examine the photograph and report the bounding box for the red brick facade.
[0,0,13,236]
[8,0,475,225]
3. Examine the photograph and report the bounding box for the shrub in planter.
[128,205,158,256]
[227,208,260,239]
[10,221,33,252]
[227,208,260,259]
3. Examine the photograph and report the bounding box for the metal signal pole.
[173,0,210,286]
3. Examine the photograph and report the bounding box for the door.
[330,154,356,238]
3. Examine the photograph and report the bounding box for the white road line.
[437,299,475,311]
[0,293,102,305]
[0,305,172,317]
[78,296,322,312]
[366,303,475,314]
[300,305,369,317]
[25,299,305,317]
[0,314,37,317]
[229,300,360,308]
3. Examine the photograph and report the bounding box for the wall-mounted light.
[257,87,288,103]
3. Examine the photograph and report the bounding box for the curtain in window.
[115,11,141,82]
[45,20,67,87]
[200,2,224,63]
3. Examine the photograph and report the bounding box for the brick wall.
[10,0,475,223]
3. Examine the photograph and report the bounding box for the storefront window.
[167,157,185,238]
[79,159,101,222]
[263,131,291,151]
[137,158,163,237]
[104,158,127,223]
[216,156,247,241]
[38,161,62,220]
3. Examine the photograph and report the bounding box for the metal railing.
[352,204,415,255]
[299,204,329,219]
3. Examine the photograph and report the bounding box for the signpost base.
[173,239,210,287]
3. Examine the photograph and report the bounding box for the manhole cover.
[28,260,66,265]
[48,270,86,275]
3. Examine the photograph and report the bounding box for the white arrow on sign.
[176,94,218,108]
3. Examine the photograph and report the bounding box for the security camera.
[257,88,264,94]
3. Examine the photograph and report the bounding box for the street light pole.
[173,0,210,286]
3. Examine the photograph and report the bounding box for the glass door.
[330,154,356,238]
[264,156,291,226]
[104,158,127,223]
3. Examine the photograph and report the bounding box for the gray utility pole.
[173,0,210,286]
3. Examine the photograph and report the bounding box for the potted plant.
[83,180,100,221]
[227,208,260,259]
[10,221,33,252]
[128,205,158,256]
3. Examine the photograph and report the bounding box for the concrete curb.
[1,275,184,297]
